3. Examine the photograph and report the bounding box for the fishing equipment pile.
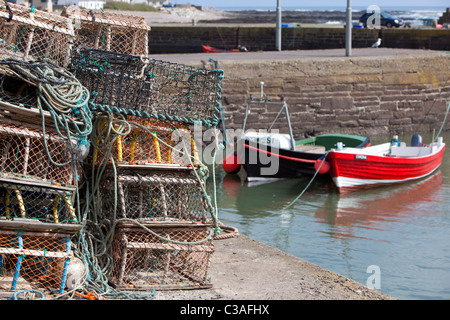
[0,3,225,300]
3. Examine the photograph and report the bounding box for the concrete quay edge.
[149,48,447,66]
[154,234,395,300]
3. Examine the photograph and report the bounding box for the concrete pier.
[154,234,395,300]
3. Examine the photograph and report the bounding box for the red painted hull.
[202,45,241,53]
[327,143,445,193]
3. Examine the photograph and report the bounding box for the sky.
[171,0,449,8]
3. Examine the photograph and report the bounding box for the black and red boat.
[222,90,370,182]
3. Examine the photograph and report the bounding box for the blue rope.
[11,290,45,300]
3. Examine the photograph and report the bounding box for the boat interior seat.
[390,144,431,157]
[294,144,326,153]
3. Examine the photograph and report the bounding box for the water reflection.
[315,172,443,241]
[222,175,313,215]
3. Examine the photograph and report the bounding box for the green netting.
[70,46,224,127]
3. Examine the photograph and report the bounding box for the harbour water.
[212,131,450,300]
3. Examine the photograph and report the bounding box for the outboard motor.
[411,134,423,146]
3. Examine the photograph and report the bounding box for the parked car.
[359,11,403,28]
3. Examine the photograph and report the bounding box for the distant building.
[51,0,106,9]
[78,0,105,9]
[147,1,170,7]
[20,0,171,10]
[126,1,171,8]
[6,0,27,4]
[19,0,53,11]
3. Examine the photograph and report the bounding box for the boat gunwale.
[328,142,446,162]
[295,134,370,151]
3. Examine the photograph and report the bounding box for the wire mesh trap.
[0,122,79,187]
[61,6,150,56]
[0,2,74,67]
[0,58,85,107]
[0,57,92,135]
[0,180,77,224]
[98,169,209,223]
[92,115,199,167]
[110,221,214,290]
[70,46,224,126]
[0,223,78,296]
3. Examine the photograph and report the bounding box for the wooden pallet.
[0,100,83,130]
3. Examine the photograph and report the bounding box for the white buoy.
[66,257,86,290]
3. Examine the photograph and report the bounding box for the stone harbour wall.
[218,52,450,138]
[148,27,450,54]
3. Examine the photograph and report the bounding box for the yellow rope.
[153,131,161,163]
[14,189,26,218]
[53,195,61,224]
[5,189,11,219]
[94,119,106,163]
[116,134,123,162]
[191,136,199,166]
[63,194,77,222]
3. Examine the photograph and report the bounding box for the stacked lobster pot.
[0,3,91,298]
[61,6,150,56]
[71,44,224,290]
[0,2,74,67]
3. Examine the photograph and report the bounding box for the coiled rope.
[0,58,92,167]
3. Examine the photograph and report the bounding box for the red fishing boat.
[327,134,446,193]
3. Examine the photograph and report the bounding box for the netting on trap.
[0,180,77,223]
[93,116,199,167]
[110,222,214,290]
[0,62,37,108]
[61,6,150,56]
[0,2,74,67]
[0,229,73,294]
[98,170,209,222]
[0,58,91,125]
[0,122,78,187]
[71,46,224,126]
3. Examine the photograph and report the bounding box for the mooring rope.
[434,100,450,142]
[282,151,329,210]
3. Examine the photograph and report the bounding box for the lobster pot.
[0,59,92,142]
[110,222,214,290]
[0,221,80,295]
[0,180,77,224]
[93,116,198,167]
[71,46,150,114]
[62,6,150,56]
[0,3,74,67]
[0,65,38,108]
[0,122,77,187]
[71,46,224,125]
[98,170,208,222]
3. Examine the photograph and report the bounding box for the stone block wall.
[218,53,450,138]
[148,26,450,54]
